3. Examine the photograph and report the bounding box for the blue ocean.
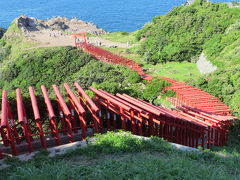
[0,0,238,32]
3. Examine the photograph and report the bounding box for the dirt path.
[25,29,134,50]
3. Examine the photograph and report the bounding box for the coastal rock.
[15,15,106,35]
[225,2,240,8]
[17,15,48,32]
[184,0,209,6]
[0,27,6,38]
[47,20,69,30]
[184,0,196,6]
[196,52,217,74]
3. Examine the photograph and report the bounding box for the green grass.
[144,62,201,82]
[103,47,201,82]
[2,19,38,60]
[1,131,240,180]
[5,19,22,34]
[103,47,143,64]
[100,31,139,45]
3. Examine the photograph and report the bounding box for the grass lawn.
[1,131,240,180]
[100,32,139,45]
[144,62,201,82]
[103,47,201,82]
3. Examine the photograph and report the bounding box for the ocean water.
[0,0,238,32]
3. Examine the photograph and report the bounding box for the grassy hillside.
[102,47,201,82]
[0,4,240,179]
[203,19,240,67]
[100,31,139,45]
[0,17,143,97]
[137,0,240,65]
[0,19,38,59]
[0,45,143,98]
[1,132,240,180]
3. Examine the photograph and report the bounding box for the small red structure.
[72,32,88,46]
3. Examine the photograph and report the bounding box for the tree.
[143,78,170,104]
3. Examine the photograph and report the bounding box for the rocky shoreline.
[1,15,131,49]
[16,15,106,35]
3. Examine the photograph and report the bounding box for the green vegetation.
[0,4,239,179]
[0,46,142,97]
[137,0,240,65]
[0,44,173,106]
[103,47,143,64]
[144,61,201,82]
[1,131,240,180]
[103,47,201,82]
[1,19,38,59]
[143,78,173,104]
[100,31,139,44]
[0,17,177,107]
[0,40,11,61]
[203,19,240,67]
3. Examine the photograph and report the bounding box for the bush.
[143,78,171,104]
[0,39,11,61]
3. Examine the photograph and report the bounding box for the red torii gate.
[89,88,235,148]
[0,82,237,158]
[72,32,88,47]
[0,83,101,158]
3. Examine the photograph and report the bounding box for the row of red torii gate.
[0,33,236,158]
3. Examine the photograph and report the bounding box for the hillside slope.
[137,0,240,66]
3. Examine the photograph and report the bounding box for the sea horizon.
[0,0,238,32]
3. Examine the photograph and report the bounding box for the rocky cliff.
[0,27,6,38]
[196,53,217,74]
[16,15,106,35]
